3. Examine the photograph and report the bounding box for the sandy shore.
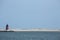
[0,29,60,32]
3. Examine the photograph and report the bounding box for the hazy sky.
[0,0,60,29]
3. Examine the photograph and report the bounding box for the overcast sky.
[0,0,60,29]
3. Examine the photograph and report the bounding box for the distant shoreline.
[0,30,60,32]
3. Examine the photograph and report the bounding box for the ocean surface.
[0,31,60,40]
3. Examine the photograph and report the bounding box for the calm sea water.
[0,31,60,40]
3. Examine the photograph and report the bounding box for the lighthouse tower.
[6,24,9,31]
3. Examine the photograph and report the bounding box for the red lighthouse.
[6,24,9,31]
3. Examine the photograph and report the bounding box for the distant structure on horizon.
[6,24,9,31]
